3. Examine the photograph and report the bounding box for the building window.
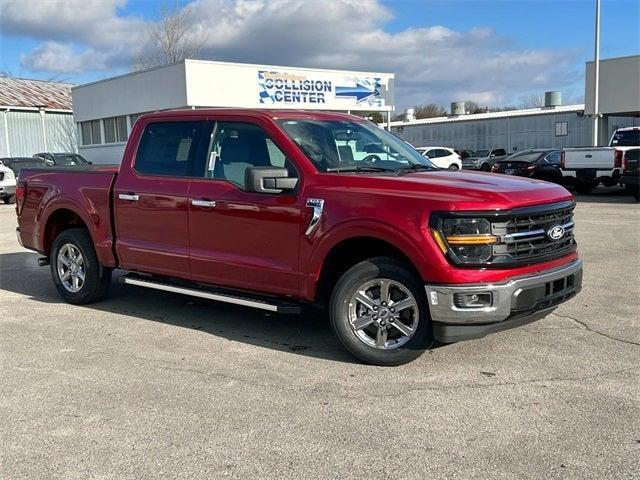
[104,116,128,143]
[80,119,102,145]
[555,121,568,136]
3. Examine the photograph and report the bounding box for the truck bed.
[16,165,119,267]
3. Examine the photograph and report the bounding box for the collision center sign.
[257,69,394,111]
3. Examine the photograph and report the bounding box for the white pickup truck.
[561,127,640,194]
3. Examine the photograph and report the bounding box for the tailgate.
[563,148,614,170]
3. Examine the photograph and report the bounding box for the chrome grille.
[491,203,576,265]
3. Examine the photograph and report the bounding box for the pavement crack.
[552,313,640,347]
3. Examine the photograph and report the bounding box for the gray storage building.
[389,104,640,152]
[0,77,76,157]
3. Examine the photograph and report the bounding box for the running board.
[120,274,301,314]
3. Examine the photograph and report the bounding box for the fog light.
[454,292,493,309]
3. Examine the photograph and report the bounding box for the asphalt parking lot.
[1,187,638,479]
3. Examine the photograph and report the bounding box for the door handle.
[191,199,216,208]
[118,193,139,201]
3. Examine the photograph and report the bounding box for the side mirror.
[245,166,298,194]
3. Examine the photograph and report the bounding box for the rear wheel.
[50,228,111,304]
[448,164,459,170]
[2,195,14,204]
[329,257,431,366]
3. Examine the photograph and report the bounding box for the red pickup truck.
[15,109,582,365]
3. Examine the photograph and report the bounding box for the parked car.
[454,149,476,161]
[561,127,640,194]
[0,161,16,204]
[1,156,49,175]
[15,109,582,366]
[33,152,92,166]
[462,148,507,171]
[415,147,461,170]
[491,149,563,184]
[621,148,639,201]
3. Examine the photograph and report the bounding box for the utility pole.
[592,0,601,146]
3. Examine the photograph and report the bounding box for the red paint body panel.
[16,108,579,303]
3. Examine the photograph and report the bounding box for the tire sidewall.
[329,258,431,366]
[50,229,106,304]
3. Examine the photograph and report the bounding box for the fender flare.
[307,219,430,281]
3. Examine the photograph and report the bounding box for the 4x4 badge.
[547,225,565,241]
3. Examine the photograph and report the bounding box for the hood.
[332,170,573,211]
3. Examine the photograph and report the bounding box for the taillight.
[15,183,26,215]
[622,153,629,172]
[614,149,623,168]
[560,151,565,169]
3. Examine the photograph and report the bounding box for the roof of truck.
[140,108,367,122]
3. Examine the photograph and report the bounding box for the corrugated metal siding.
[44,113,77,153]
[1,110,76,157]
[392,112,639,151]
[6,111,44,157]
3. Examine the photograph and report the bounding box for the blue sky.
[1,0,638,109]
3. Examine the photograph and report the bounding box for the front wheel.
[480,163,491,171]
[51,228,112,304]
[329,257,432,366]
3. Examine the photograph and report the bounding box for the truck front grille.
[490,202,576,265]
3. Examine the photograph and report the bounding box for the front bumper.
[425,259,583,342]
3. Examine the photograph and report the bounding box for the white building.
[72,60,395,164]
[0,77,76,157]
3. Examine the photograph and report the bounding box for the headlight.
[430,217,498,264]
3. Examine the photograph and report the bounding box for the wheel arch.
[312,234,425,306]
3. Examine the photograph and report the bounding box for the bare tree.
[53,116,79,153]
[518,93,545,109]
[135,5,208,70]
[414,104,447,119]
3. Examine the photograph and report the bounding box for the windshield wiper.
[326,165,397,173]
[399,163,437,172]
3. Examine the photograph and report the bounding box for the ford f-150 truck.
[561,127,640,194]
[15,109,583,365]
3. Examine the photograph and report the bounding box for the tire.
[329,257,432,366]
[2,195,14,204]
[448,164,459,170]
[50,228,112,304]
[480,163,491,171]
[574,182,596,195]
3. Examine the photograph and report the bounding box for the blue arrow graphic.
[335,82,379,101]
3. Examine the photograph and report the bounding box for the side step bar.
[120,274,301,314]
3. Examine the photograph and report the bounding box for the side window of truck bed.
[135,121,204,177]
[205,122,296,188]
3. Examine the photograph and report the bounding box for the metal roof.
[389,104,586,127]
[0,77,74,111]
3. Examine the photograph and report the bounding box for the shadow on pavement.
[0,251,362,364]
[571,186,638,204]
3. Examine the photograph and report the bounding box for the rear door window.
[135,121,204,177]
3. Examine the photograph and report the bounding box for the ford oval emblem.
[547,225,565,241]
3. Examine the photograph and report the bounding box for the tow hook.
[37,257,50,267]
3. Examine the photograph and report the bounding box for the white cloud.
[1,0,582,108]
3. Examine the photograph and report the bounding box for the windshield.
[53,154,90,165]
[277,119,436,172]
[610,130,639,147]
[474,150,490,157]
